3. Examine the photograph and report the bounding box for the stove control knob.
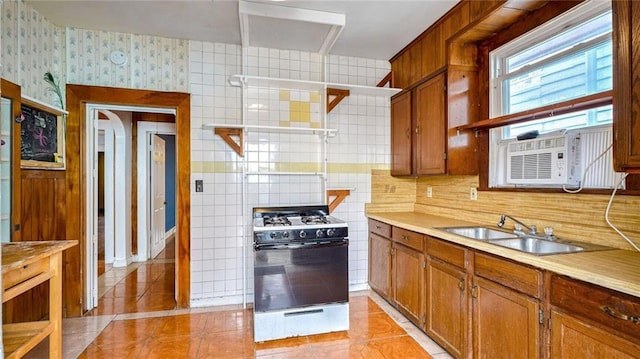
[316,229,325,238]
[326,228,336,237]
[299,230,307,239]
[282,232,289,239]
[270,232,277,239]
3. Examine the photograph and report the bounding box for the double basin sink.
[439,226,610,256]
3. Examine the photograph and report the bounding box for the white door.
[150,135,166,259]
[86,107,100,310]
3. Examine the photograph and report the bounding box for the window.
[488,1,618,189]
[490,1,612,124]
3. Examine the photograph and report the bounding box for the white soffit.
[238,0,345,55]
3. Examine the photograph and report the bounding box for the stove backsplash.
[189,43,390,307]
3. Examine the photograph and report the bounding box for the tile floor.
[24,237,453,358]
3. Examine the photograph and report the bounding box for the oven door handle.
[255,240,348,251]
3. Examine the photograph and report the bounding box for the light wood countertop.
[2,241,78,273]
[367,211,640,298]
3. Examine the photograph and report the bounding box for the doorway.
[86,106,178,314]
[63,85,190,317]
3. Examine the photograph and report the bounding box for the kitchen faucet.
[497,214,537,235]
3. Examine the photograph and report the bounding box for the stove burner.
[302,215,328,225]
[264,216,291,226]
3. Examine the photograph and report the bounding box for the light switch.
[195,180,203,192]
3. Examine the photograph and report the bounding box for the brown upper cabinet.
[389,0,561,178]
[613,0,640,173]
[391,72,446,176]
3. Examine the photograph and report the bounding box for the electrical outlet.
[470,187,478,201]
[427,187,433,198]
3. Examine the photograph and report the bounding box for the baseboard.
[165,226,176,240]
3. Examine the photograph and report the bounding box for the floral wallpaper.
[67,28,188,92]
[1,1,188,105]
[1,0,65,106]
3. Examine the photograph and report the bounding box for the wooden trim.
[214,128,243,157]
[326,88,350,113]
[376,72,393,87]
[1,79,23,242]
[389,0,471,62]
[460,91,613,131]
[66,85,191,314]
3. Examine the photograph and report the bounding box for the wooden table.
[2,240,77,359]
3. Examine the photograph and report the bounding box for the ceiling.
[24,0,459,60]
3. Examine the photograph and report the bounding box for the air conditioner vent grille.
[511,153,553,180]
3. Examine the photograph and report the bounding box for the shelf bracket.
[376,72,393,87]
[326,189,351,213]
[326,88,350,113]
[214,128,244,157]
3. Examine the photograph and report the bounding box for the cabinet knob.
[458,277,465,292]
[471,284,478,299]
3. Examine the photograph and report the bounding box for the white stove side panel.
[254,303,349,342]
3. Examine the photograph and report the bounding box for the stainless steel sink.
[489,237,585,255]
[439,226,613,256]
[440,226,518,241]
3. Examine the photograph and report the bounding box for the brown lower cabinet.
[426,236,468,358]
[472,276,540,359]
[369,219,640,359]
[550,275,640,358]
[368,219,426,328]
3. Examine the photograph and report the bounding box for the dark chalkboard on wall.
[20,101,64,169]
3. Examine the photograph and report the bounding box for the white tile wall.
[190,45,391,305]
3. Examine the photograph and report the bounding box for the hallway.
[88,236,176,316]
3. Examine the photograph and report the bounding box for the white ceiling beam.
[238,0,345,54]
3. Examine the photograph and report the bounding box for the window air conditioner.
[506,134,581,186]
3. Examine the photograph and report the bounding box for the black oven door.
[253,241,348,312]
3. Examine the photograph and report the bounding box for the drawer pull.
[601,306,640,324]
[458,277,465,292]
[376,225,382,229]
[401,235,409,240]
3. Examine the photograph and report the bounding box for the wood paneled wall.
[368,171,640,251]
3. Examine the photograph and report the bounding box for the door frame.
[136,122,176,262]
[67,85,190,313]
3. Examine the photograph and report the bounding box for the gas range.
[253,205,348,245]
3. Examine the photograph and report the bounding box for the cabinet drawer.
[426,236,466,269]
[474,252,542,299]
[369,219,391,238]
[392,227,425,252]
[551,275,640,340]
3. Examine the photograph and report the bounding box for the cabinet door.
[472,277,540,359]
[369,232,391,298]
[391,91,412,176]
[613,0,640,171]
[415,73,446,175]
[392,243,425,327]
[426,258,467,359]
[550,310,640,359]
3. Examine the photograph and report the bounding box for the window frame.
[473,0,640,195]
[489,1,612,121]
